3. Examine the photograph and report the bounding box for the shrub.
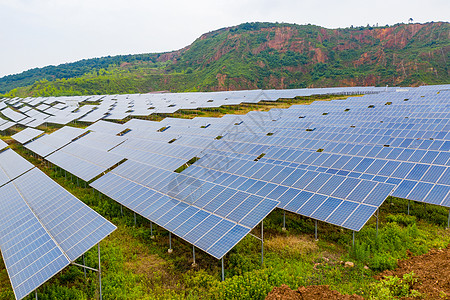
[369,272,421,299]
[386,214,416,226]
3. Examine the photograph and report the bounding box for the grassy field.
[1,95,450,299]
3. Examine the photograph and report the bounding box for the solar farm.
[1,84,450,299]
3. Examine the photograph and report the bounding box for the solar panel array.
[91,161,278,259]
[87,85,450,236]
[0,86,395,129]
[0,148,116,300]
[5,84,449,267]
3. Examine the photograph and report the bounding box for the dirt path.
[377,247,450,299]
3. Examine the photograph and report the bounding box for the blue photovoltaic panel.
[0,139,7,150]
[0,149,116,300]
[11,128,44,144]
[90,159,279,259]
[23,135,70,157]
[12,168,117,261]
[0,183,70,300]
[193,154,395,231]
[46,142,124,182]
[0,149,34,187]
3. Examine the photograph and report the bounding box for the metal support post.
[82,254,86,278]
[407,200,410,215]
[98,243,102,300]
[282,210,286,231]
[261,220,264,266]
[314,220,318,241]
[221,257,225,281]
[35,290,37,299]
[352,231,355,247]
[150,222,154,239]
[376,209,379,238]
[134,212,136,227]
[168,232,173,253]
[120,205,123,216]
[448,209,450,229]
[192,246,196,267]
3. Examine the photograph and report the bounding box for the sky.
[0,0,448,78]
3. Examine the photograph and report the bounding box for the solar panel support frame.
[69,242,103,300]
[248,220,264,266]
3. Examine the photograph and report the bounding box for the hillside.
[1,21,449,97]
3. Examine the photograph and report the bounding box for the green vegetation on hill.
[1,21,449,97]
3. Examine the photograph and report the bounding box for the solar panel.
[91,159,278,259]
[12,168,117,260]
[85,120,128,135]
[0,182,70,300]
[24,126,88,157]
[0,165,116,300]
[185,154,394,231]
[0,121,16,131]
[1,108,27,122]
[11,128,44,144]
[0,148,34,187]
[46,142,125,182]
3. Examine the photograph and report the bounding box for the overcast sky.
[0,0,448,78]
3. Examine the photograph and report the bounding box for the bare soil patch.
[377,247,450,299]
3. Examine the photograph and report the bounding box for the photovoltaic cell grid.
[183,153,394,231]
[0,149,34,187]
[11,128,44,144]
[194,90,450,208]
[11,85,446,264]
[1,86,394,128]
[85,120,128,135]
[72,131,127,152]
[24,126,88,157]
[0,182,70,300]
[1,108,27,122]
[0,166,116,300]
[91,159,279,259]
[46,142,125,182]
[110,137,201,171]
[0,121,16,131]
[12,168,117,261]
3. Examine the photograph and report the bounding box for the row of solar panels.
[0,147,116,300]
[0,85,428,128]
